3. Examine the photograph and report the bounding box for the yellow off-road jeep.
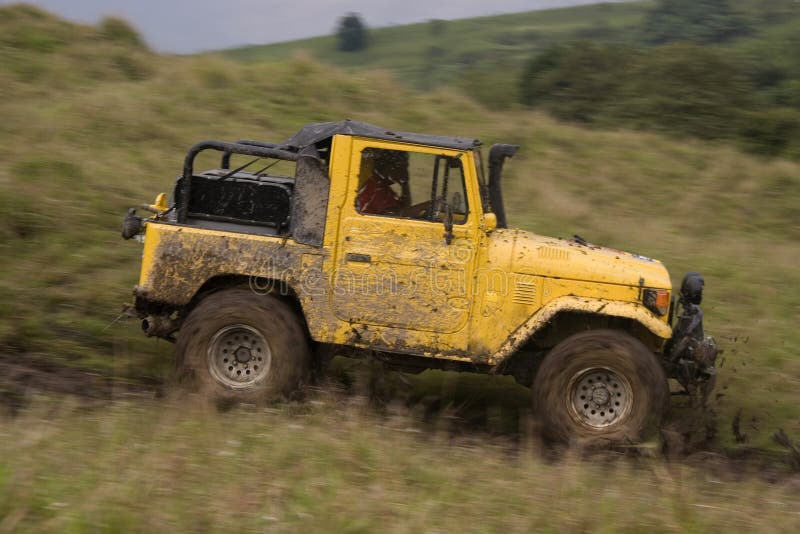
[122,120,717,444]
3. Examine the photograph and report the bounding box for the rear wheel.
[533,329,668,446]
[175,288,311,405]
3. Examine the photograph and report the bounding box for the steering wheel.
[397,200,432,219]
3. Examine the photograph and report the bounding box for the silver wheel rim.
[566,367,633,429]
[207,324,271,389]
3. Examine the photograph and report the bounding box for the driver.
[356,149,409,215]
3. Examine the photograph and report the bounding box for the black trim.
[488,144,519,229]
[283,119,481,151]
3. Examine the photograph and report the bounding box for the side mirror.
[481,212,498,232]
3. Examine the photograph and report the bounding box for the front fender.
[488,295,673,365]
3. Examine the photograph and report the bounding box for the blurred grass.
[0,2,798,458]
[1,395,798,532]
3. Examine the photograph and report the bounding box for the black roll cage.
[178,140,299,223]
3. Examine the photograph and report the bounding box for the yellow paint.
[487,296,673,365]
[137,221,162,291]
[149,193,168,213]
[135,133,674,365]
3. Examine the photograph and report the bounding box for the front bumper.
[665,272,718,400]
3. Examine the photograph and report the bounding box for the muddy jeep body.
[123,120,715,443]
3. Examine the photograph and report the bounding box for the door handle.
[345,252,371,263]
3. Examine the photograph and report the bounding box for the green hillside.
[223,1,654,96]
[227,3,650,70]
[222,1,800,94]
[1,4,799,529]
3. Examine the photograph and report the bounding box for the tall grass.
[1,396,798,533]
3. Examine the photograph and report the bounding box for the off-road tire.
[175,288,311,405]
[533,329,669,446]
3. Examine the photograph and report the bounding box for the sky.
[1,0,617,54]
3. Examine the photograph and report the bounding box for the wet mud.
[0,353,161,415]
[1,352,797,481]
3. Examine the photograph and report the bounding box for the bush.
[519,42,768,144]
[740,107,800,157]
[113,53,154,81]
[642,0,751,44]
[617,43,754,139]
[519,43,636,122]
[100,17,145,48]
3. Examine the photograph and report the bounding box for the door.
[332,140,478,339]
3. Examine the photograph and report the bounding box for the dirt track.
[0,353,160,414]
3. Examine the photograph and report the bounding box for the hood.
[488,229,671,290]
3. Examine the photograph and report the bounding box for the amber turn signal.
[643,288,670,316]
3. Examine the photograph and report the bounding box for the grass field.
[0,5,799,530]
[2,394,799,533]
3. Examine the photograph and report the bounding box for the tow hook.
[665,272,719,403]
[142,314,180,341]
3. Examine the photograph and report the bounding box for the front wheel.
[533,329,669,446]
[175,288,311,405]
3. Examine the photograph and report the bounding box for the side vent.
[513,277,538,305]
[538,247,570,260]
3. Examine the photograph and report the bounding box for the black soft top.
[282,119,481,151]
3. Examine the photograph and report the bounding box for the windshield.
[473,147,492,214]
